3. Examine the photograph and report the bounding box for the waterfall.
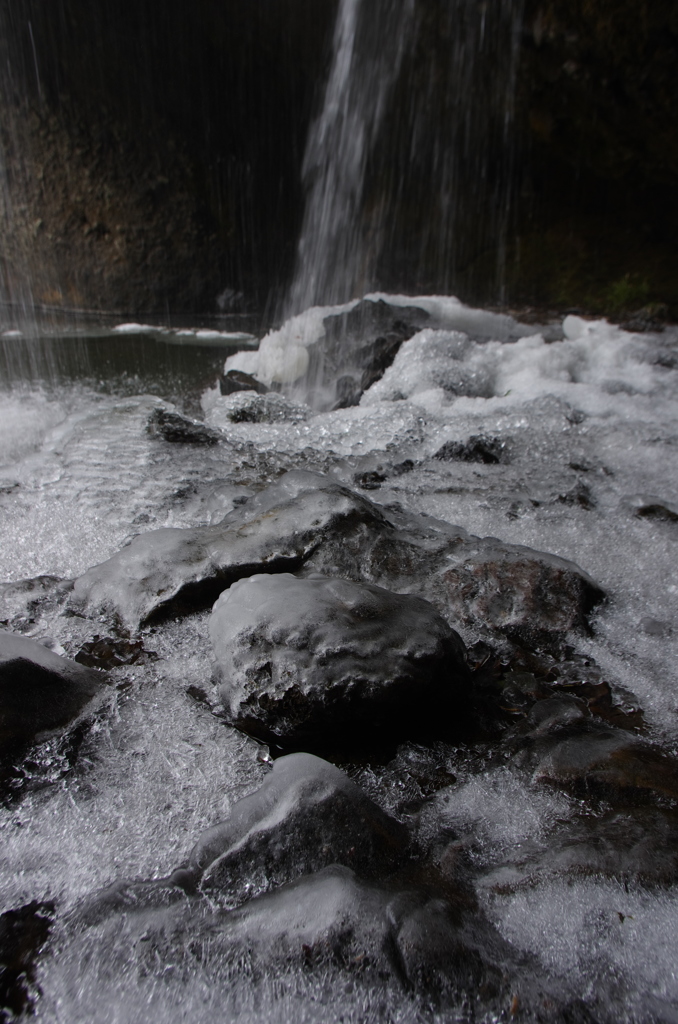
[287,0,415,314]
[288,0,524,313]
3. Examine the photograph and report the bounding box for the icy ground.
[1,298,677,1022]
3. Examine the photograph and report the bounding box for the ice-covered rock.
[69,472,389,629]
[210,575,467,745]
[204,390,310,426]
[171,752,409,897]
[0,630,108,762]
[315,298,431,407]
[0,575,73,628]
[70,471,604,637]
[146,406,223,446]
[81,864,513,1010]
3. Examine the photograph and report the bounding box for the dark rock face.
[317,300,430,408]
[0,901,54,1022]
[0,630,108,761]
[434,435,508,464]
[173,753,409,896]
[219,369,269,396]
[70,471,604,638]
[146,407,223,446]
[210,574,468,745]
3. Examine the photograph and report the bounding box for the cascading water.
[287,0,415,313]
[288,0,524,313]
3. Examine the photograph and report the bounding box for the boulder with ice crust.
[0,630,108,762]
[74,752,409,921]
[172,752,409,897]
[210,573,468,745]
[69,471,390,629]
[70,470,604,639]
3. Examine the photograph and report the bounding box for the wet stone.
[210,573,468,746]
[433,435,508,464]
[69,471,392,629]
[527,725,678,801]
[69,470,605,640]
[84,866,512,1013]
[0,630,109,765]
[146,406,223,445]
[319,298,430,407]
[0,901,54,1021]
[219,368,269,395]
[0,575,73,628]
[74,635,157,670]
[174,752,409,897]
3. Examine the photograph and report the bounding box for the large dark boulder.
[210,574,468,745]
[0,630,108,763]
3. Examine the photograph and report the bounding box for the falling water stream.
[0,3,678,1023]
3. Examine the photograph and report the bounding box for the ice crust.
[1,297,678,1021]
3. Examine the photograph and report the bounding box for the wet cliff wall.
[0,0,337,313]
[1,0,676,318]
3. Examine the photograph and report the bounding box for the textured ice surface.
[1,299,678,1022]
[210,573,466,743]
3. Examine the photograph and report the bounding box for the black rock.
[634,499,678,523]
[74,752,409,923]
[0,630,109,764]
[210,575,468,746]
[74,635,157,670]
[0,901,54,1021]
[219,368,269,395]
[146,406,222,445]
[434,435,507,464]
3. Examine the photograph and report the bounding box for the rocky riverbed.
[1,296,677,1023]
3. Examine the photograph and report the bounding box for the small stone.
[146,407,222,445]
[219,368,269,395]
[434,435,507,464]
